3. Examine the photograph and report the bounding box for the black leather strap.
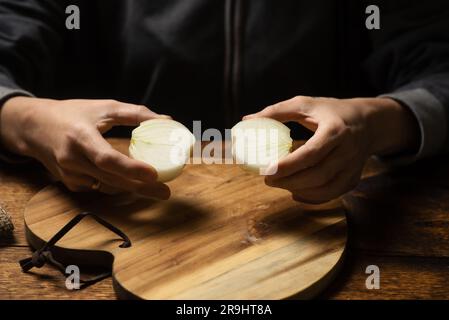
[19,211,131,289]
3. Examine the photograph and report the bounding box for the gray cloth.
[0,86,33,164]
[0,86,33,104]
[379,88,448,165]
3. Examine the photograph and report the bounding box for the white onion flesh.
[129,119,195,182]
[231,118,292,175]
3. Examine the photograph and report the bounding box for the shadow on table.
[342,154,449,257]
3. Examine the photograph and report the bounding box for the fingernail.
[262,164,278,176]
[141,167,158,181]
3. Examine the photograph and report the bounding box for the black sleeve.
[363,0,449,162]
[0,0,66,100]
[0,0,66,163]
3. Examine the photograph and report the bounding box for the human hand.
[244,96,419,203]
[0,97,171,199]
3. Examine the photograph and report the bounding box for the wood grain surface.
[1,138,449,299]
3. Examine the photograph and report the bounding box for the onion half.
[129,119,195,182]
[231,118,292,175]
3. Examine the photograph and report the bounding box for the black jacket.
[1,0,449,159]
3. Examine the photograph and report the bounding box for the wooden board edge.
[112,245,348,300]
[287,246,347,300]
[113,274,142,300]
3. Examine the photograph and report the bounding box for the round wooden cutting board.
[24,161,347,299]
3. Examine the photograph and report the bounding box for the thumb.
[103,102,172,127]
[243,96,312,123]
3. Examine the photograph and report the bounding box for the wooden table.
[1,138,449,299]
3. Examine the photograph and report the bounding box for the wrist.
[0,96,41,157]
[361,97,420,156]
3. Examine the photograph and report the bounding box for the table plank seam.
[352,248,449,260]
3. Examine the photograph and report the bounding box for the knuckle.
[294,95,313,105]
[55,150,72,167]
[106,103,125,116]
[307,144,320,155]
[94,152,114,168]
[338,126,351,140]
[65,124,87,145]
[265,104,280,114]
[293,95,305,103]
[105,99,120,107]
[303,145,320,159]
[328,119,348,137]
[61,175,83,192]
[101,100,122,115]
[136,105,148,114]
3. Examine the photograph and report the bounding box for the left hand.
[244,96,419,204]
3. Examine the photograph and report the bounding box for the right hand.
[0,97,171,199]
